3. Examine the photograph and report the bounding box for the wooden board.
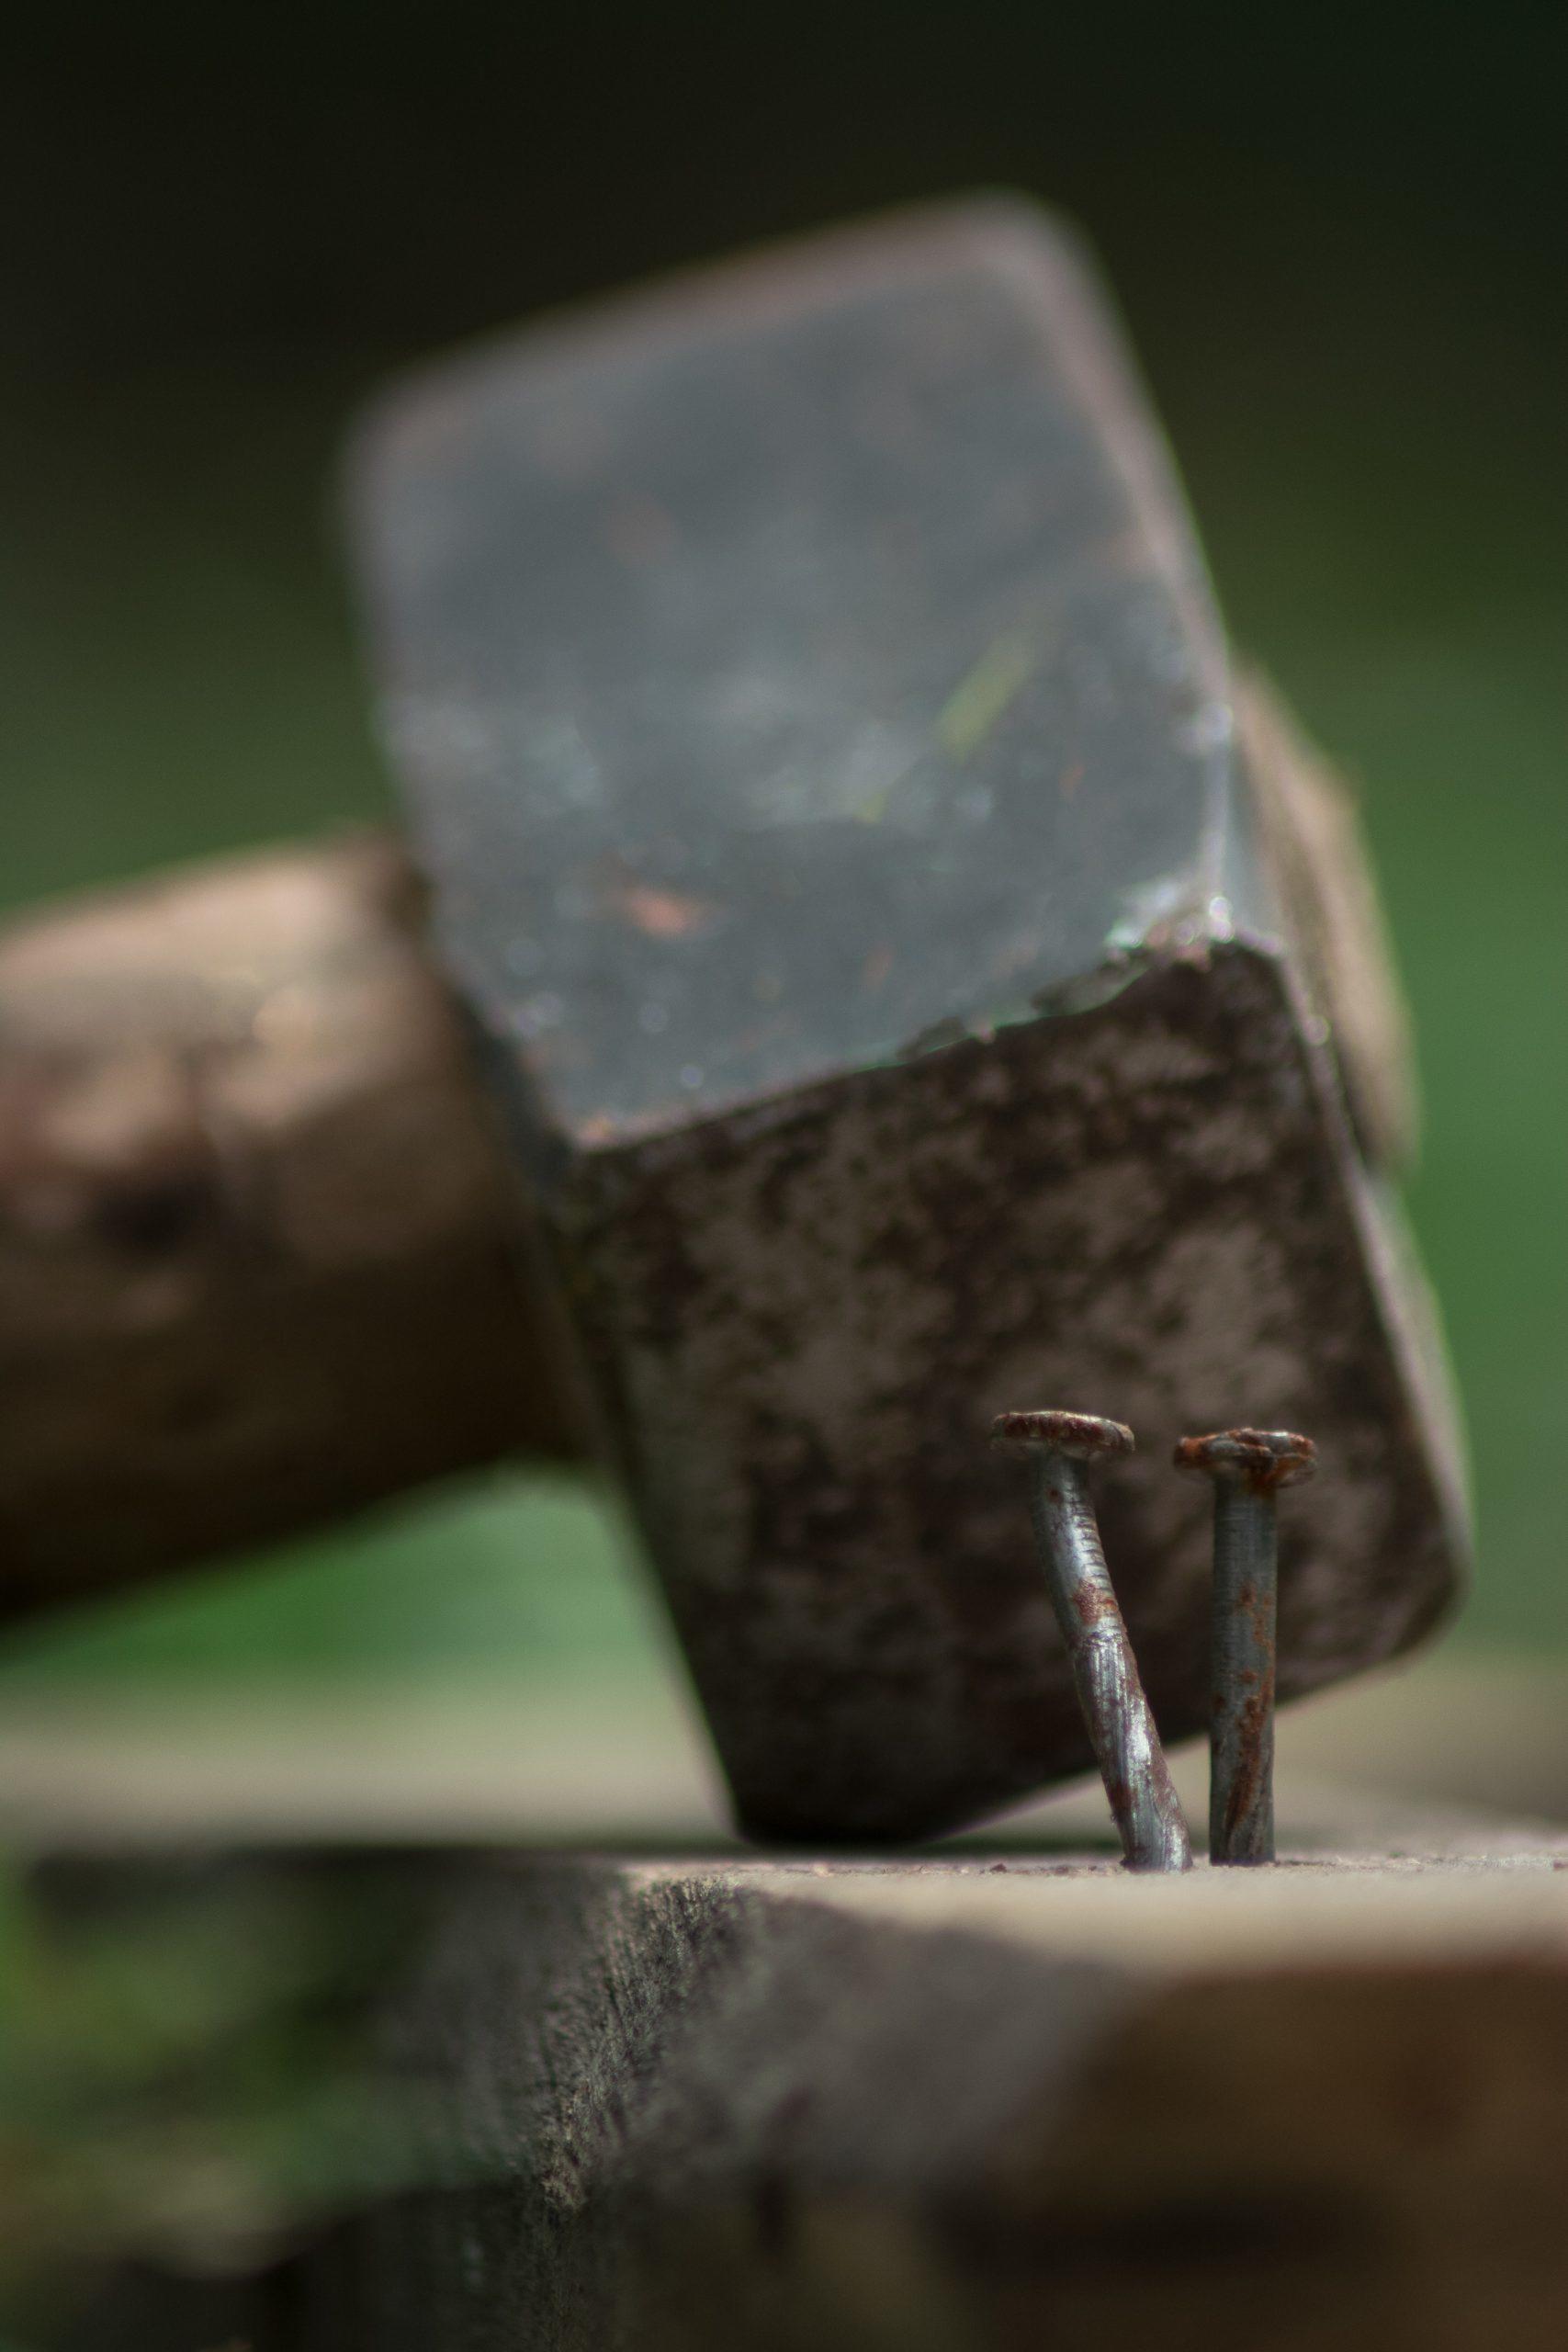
[59,1826,1568,2352]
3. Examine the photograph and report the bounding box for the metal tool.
[993,1411,1191,1871]
[348,196,1467,1841]
[1176,1426,1317,1863]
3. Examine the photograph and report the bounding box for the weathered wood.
[0,681,1414,1619]
[186,1830,1568,2351]
[0,833,584,1617]
[21,1670,1568,2345]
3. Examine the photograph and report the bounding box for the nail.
[1174,1427,1317,1866]
[992,1410,1192,1872]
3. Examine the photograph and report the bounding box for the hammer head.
[349,198,1467,1840]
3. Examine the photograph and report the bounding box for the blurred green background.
[2,0,1563,1713]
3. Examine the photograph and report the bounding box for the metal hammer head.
[348,197,1468,1841]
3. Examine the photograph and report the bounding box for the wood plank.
[280,1836,1568,2348]
[22,1662,1568,2346]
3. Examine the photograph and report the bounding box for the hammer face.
[352,199,1467,1840]
[353,201,1230,1148]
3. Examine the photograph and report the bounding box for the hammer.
[1,198,1467,1842]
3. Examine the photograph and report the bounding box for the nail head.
[1173,1427,1316,1489]
[991,1409,1134,1460]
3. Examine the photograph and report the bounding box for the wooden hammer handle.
[0,831,585,1622]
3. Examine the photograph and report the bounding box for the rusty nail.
[992,1411,1193,1872]
[1174,1427,1317,1865]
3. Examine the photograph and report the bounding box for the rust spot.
[861,943,895,991]
[1222,1687,1272,1847]
[1173,1427,1316,1492]
[1241,1587,1276,1655]
[1069,1582,1121,1631]
[991,1410,1134,1458]
[605,880,717,940]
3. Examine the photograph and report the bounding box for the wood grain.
[0,832,585,1615]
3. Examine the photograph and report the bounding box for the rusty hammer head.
[347,197,1468,1841]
